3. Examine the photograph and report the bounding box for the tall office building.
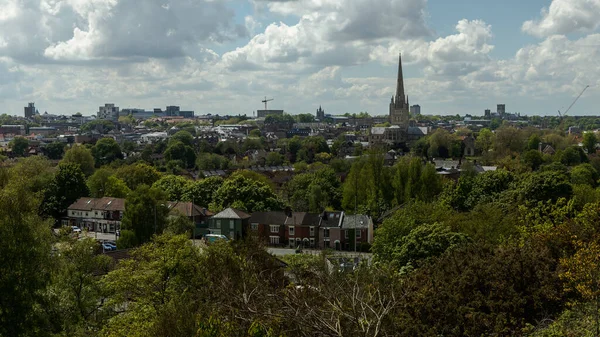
[24,103,36,119]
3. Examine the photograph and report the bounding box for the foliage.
[287,167,341,212]
[184,176,224,208]
[265,151,284,166]
[92,137,124,166]
[44,141,66,160]
[165,140,196,168]
[196,153,231,170]
[211,173,285,213]
[571,163,599,187]
[169,130,194,146]
[40,163,90,223]
[165,211,194,236]
[61,145,96,176]
[583,132,598,154]
[80,119,115,133]
[115,162,162,190]
[152,174,192,201]
[9,136,30,157]
[121,185,169,245]
[518,170,573,203]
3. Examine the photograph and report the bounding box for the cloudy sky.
[0,0,599,117]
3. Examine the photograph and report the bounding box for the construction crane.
[558,85,590,118]
[261,96,274,110]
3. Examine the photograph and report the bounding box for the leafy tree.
[211,173,285,212]
[494,126,526,155]
[46,237,111,334]
[104,176,132,198]
[44,141,66,160]
[152,174,192,201]
[560,240,600,336]
[184,176,224,208]
[80,119,115,133]
[571,163,599,187]
[120,185,169,245]
[519,170,572,203]
[343,153,395,216]
[521,149,544,171]
[287,167,341,212]
[475,128,494,154]
[249,129,261,137]
[583,132,598,154]
[87,168,114,197]
[392,157,442,206]
[528,133,541,150]
[170,130,194,146]
[428,129,459,158]
[265,151,284,166]
[196,153,231,170]
[165,211,194,236]
[92,137,123,166]
[62,145,96,176]
[9,136,29,157]
[390,222,470,270]
[295,113,316,123]
[164,140,196,168]
[561,146,584,166]
[115,162,162,190]
[40,163,90,223]
[0,171,53,336]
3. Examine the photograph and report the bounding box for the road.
[82,231,119,242]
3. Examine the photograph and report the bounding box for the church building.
[369,54,411,148]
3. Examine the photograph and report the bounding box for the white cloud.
[522,0,600,37]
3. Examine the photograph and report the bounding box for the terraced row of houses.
[64,197,374,251]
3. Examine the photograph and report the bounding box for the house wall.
[286,225,318,248]
[318,227,343,250]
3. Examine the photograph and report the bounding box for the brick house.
[318,211,345,250]
[285,212,320,249]
[248,211,288,246]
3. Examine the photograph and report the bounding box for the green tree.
[120,185,169,245]
[9,136,29,157]
[44,141,66,160]
[104,176,132,198]
[170,130,194,146]
[62,144,96,176]
[196,153,231,170]
[519,170,572,203]
[47,237,111,334]
[265,151,284,166]
[165,211,194,236]
[92,137,123,166]
[80,119,115,133]
[115,162,161,190]
[475,128,494,154]
[390,222,470,270]
[583,132,598,154]
[164,140,196,168]
[528,134,541,150]
[40,163,90,223]
[211,173,284,212]
[0,171,53,336]
[184,176,224,207]
[152,175,192,201]
[521,149,544,171]
[571,163,599,187]
[87,168,114,197]
[287,167,341,212]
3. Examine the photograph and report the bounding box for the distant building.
[370,53,411,147]
[410,104,421,116]
[316,106,325,120]
[497,104,506,116]
[24,103,36,119]
[98,103,119,121]
[164,106,194,118]
[257,110,284,118]
[484,109,491,119]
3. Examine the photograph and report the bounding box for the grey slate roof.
[212,207,251,220]
[341,215,370,229]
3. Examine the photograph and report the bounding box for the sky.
[0,0,599,117]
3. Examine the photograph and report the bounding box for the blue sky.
[0,0,598,117]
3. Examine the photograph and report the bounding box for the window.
[289,226,295,236]
[270,225,279,233]
[357,230,362,238]
[216,220,221,229]
[229,220,234,227]
[85,212,88,217]
[95,211,98,216]
[310,238,315,247]
[345,230,349,239]
[251,223,258,230]
[269,236,280,245]
[324,228,330,238]
[310,226,315,236]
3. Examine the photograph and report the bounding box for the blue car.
[102,243,116,251]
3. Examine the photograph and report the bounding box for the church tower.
[389,53,410,130]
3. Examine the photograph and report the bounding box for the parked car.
[204,234,229,244]
[102,243,116,251]
[71,226,82,233]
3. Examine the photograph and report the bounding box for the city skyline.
[0,0,599,117]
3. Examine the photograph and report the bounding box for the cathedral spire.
[395,53,405,106]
